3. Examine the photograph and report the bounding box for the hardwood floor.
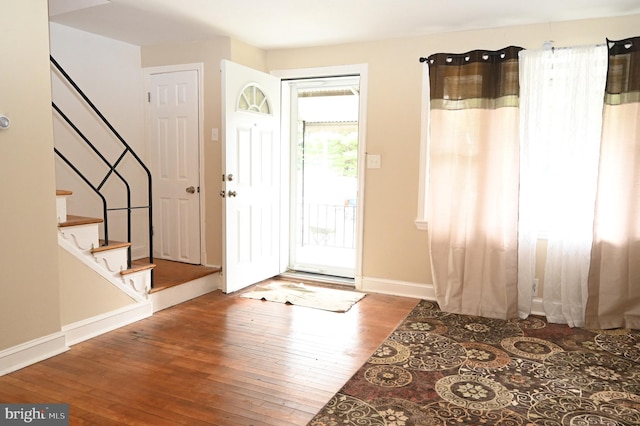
[0,285,418,425]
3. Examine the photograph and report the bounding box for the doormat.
[240,281,366,313]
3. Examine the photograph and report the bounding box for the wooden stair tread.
[148,259,221,293]
[92,240,131,253]
[120,263,155,275]
[56,189,73,196]
[58,215,103,227]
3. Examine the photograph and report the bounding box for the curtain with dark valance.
[586,37,640,329]
[425,46,523,320]
[428,47,521,109]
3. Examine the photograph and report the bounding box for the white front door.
[221,60,282,293]
[148,69,201,264]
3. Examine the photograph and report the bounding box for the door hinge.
[147,92,151,103]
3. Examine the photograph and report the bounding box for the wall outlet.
[532,278,539,295]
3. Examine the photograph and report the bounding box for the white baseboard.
[151,273,219,313]
[0,333,68,376]
[360,276,436,300]
[62,301,153,346]
[360,277,547,319]
[531,297,545,317]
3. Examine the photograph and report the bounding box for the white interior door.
[221,60,282,293]
[148,69,201,264]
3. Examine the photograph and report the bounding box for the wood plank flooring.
[0,285,418,425]
[137,258,220,292]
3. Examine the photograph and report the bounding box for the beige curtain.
[426,47,522,319]
[585,37,640,330]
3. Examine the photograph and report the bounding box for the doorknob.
[228,190,237,197]
[186,186,196,194]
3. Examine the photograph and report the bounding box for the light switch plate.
[367,154,381,169]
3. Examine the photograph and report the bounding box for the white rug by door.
[240,281,366,313]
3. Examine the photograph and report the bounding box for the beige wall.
[231,39,268,72]
[266,14,640,286]
[59,248,135,325]
[0,1,61,350]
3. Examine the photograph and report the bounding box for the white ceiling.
[49,0,640,49]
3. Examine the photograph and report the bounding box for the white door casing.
[147,68,201,264]
[286,76,360,279]
[272,64,368,289]
[221,60,282,293]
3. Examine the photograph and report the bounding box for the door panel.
[149,70,201,264]
[222,60,282,293]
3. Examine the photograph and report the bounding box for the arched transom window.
[237,83,271,114]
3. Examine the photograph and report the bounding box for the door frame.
[143,63,205,264]
[271,64,368,289]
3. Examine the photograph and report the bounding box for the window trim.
[415,62,430,231]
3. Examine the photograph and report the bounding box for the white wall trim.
[530,297,545,317]
[414,219,428,231]
[62,301,153,346]
[0,333,68,376]
[151,273,219,313]
[361,276,547,319]
[416,61,431,230]
[360,276,436,300]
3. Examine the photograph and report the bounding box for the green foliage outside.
[298,123,358,177]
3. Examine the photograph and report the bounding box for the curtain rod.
[418,41,616,62]
[418,46,522,63]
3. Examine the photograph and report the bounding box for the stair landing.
[133,258,220,293]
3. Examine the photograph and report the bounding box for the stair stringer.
[58,233,148,302]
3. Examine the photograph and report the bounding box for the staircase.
[56,189,154,302]
[51,56,220,316]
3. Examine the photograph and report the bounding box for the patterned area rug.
[309,300,640,425]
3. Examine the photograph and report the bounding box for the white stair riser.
[59,223,100,252]
[121,270,152,295]
[93,247,129,274]
[55,195,69,223]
